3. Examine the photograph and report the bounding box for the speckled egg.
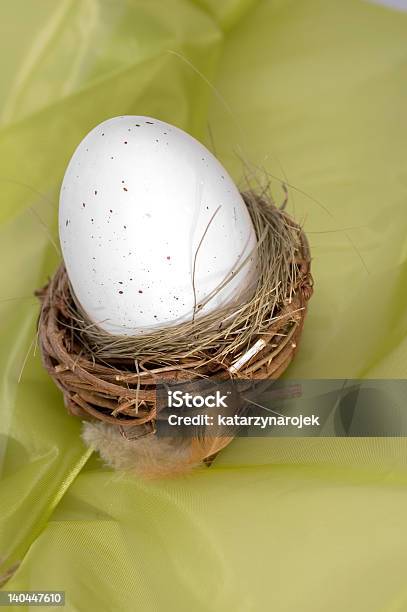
[59,116,258,335]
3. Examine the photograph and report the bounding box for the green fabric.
[1,0,407,609]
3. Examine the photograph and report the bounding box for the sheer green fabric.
[1,1,407,609]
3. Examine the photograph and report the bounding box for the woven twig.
[36,196,313,461]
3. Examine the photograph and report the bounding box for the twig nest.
[37,193,312,477]
[36,116,313,477]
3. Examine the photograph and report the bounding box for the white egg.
[59,116,258,335]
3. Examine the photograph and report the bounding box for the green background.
[1,0,407,610]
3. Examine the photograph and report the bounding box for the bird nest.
[36,191,313,476]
